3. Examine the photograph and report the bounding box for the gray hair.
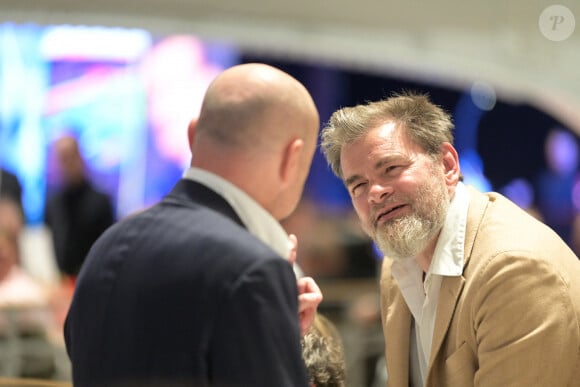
[320,91,454,178]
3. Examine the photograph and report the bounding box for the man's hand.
[297,276,323,336]
[288,234,323,336]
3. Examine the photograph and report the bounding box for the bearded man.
[320,92,580,387]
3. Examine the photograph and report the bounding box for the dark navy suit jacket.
[64,179,309,387]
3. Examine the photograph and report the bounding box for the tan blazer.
[380,187,580,387]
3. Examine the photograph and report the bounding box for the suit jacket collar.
[164,179,245,228]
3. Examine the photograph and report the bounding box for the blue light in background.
[0,23,49,224]
[0,22,240,224]
[500,178,535,209]
[453,81,495,192]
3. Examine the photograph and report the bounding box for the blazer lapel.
[382,263,412,386]
[429,275,465,365]
[428,186,488,369]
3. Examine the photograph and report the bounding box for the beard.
[372,169,450,262]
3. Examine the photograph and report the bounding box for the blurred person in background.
[44,135,115,282]
[0,167,24,217]
[0,198,48,306]
[65,63,323,387]
[0,198,56,379]
[321,91,580,387]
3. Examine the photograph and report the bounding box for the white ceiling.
[1,0,579,133]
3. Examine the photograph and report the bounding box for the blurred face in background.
[0,199,23,280]
[0,231,18,281]
[54,136,85,186]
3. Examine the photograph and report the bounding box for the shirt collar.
[429,181,469,277]
[183,167,292,260]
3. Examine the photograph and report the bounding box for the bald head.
[189,63,320,220]
[192,63,319,153]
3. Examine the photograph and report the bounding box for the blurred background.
[0,0,578,385]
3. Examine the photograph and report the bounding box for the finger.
[296,276,323,336]
[299,309,316,336]
[298,292,323,312]
[297,276,322,295]
[298,295,321,336]
[287,234,298,265]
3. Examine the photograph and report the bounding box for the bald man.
[65,63,323,387]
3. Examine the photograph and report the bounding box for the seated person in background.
[0,198,49,308]
[0,198,56,379]
[302,313,347,387]
[0,167,24,217]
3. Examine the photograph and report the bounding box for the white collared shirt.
[182,167,303,276]
[391,182,470,386]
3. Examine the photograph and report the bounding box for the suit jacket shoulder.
[65,178,308,387]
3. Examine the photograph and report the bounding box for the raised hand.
[288,234,323,336]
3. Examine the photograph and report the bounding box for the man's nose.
[368,182,392,204]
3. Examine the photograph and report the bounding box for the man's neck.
[415,235,439,273]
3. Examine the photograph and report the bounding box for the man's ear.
[440,142,460,185]
[187,119,197,151]
[279,138,304,186]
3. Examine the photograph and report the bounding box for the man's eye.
[351,183,366,196]
[385,165,400,174]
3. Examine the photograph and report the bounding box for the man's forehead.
[376,121,398,138]
[341,122,404,157]
[339,123,418,178]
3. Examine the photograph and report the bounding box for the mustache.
[370,200,403,228]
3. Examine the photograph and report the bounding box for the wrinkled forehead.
[340,121,404,158]
[339,122,423,176]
